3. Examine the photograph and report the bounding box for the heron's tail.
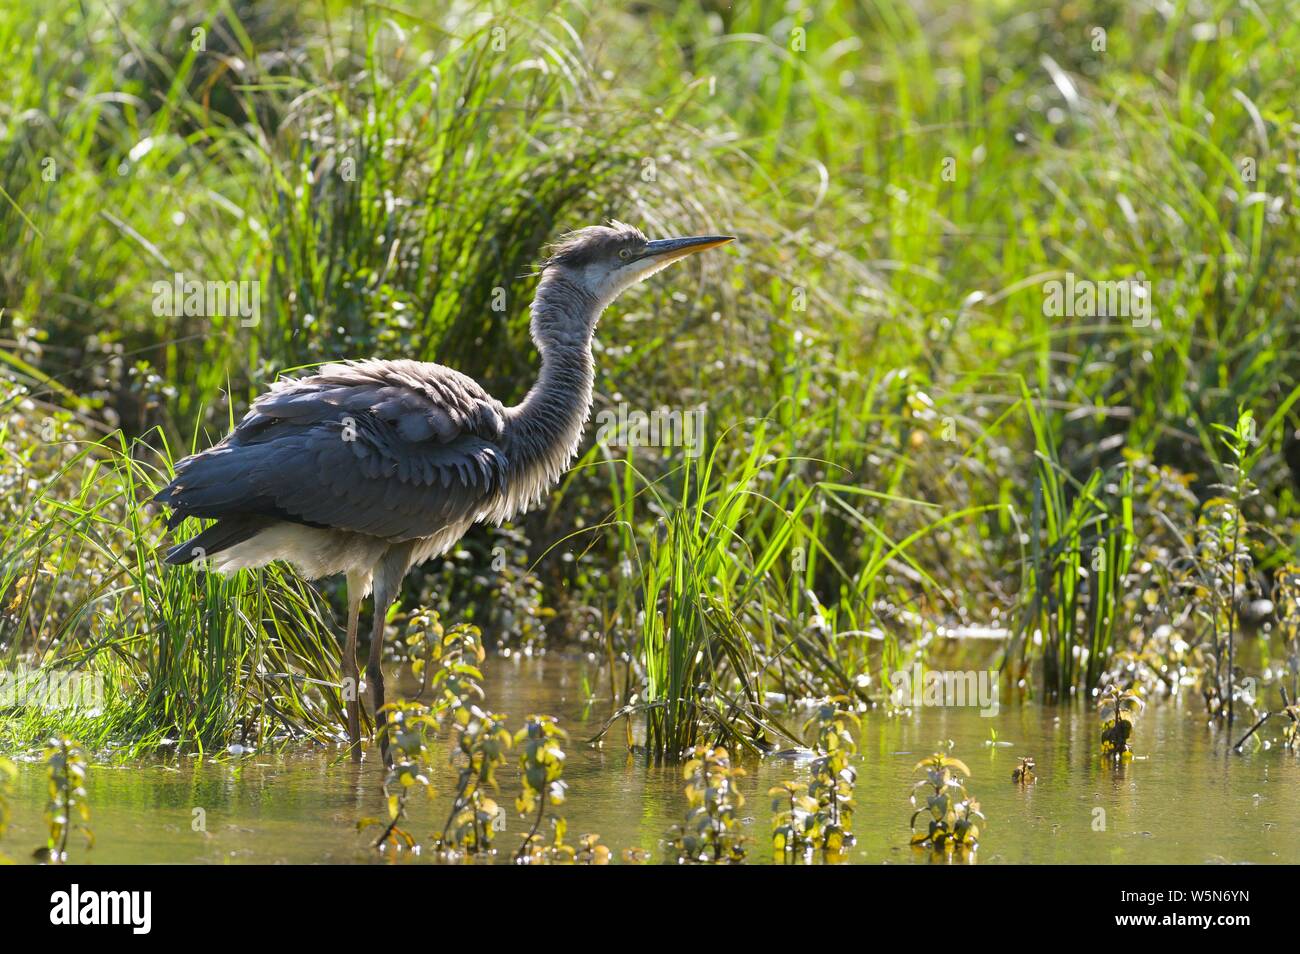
[164,516,273,566]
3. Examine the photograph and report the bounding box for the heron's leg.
[369,543,414,769]
[367,597,390,767]
[343,572,365,763]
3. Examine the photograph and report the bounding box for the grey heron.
[154,222,734,762]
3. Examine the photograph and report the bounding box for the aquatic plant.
[1012,757,1036,784]
[399,608,444,698]
[909,751,983,853]
[436,709,513,857]
[359,613,503,855]
[666,746,747,864]
[1275,566,1300,703]
[513,715,571,863]
[770,703,860,859]
[402,611,487,713]
[1195,411,1260,726]
[37,738,92,863]
[803,699,859,854]
[1099,684,1145,758]
[1096,414,1281,724]
[403,615,511,858]
[769,781,817,857]
[359,701,438,851]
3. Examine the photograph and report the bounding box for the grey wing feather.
[156,359,509,541]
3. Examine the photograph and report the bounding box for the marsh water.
[6,656,1299,864]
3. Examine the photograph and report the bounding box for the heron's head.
[540,220,734,310]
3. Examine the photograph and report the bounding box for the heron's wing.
[236,358,506,443]
[157,359,509,540]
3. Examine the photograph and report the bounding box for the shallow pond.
[5,656,1298,863]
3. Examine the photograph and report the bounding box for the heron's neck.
[501,273,599,513]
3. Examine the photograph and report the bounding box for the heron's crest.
[540,220,647,269]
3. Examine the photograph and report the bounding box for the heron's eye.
[618,248,632,260]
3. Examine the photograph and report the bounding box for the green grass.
[2,0,1299,756]
[0,427,343,752]
[1010,382,1136,699]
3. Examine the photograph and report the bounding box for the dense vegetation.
[1,0,1297,758]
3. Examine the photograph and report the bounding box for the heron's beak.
[639,234,736,264]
